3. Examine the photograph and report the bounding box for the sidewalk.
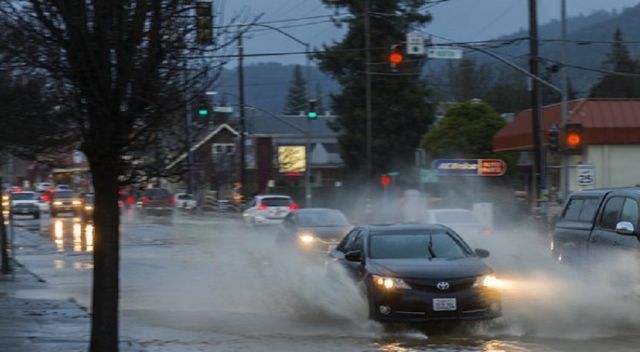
[0,261,92,352]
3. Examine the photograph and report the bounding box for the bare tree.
[0,1,252,351]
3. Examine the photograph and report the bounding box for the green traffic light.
[307,111,318,119]
[197,108,208,117]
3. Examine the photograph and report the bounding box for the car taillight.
[482,228,492,236]
[142,197,149,203]
[256,203,267,211]
[126,196,135,204]
[289,203,299,211]
[118,200,124,208]
[171,197,176,205]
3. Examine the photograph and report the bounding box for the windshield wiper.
[427,235,436,259]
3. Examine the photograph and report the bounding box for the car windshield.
[261,197,291,207]
[434,210,480,224]
[177,194,193,200]
[53,191,74,199]
[144,189,170,199]
[369,231,470,259]
[298,210,349,227]
[12,193,37,201]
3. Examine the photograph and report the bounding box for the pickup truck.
[551,188,640,265]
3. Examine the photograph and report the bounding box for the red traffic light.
[389,44,404,71]
[566,132,581,148]
[564,123,583,154]
[380,175,391,186]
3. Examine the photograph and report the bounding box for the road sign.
[577,164,595,186]
[432,159,507,176]
[388,171,400,177]
[420,169,439,183]
[406,31,425,55]
[213,106,233,113]
[427,46,463,60]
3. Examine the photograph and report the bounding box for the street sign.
[577,164,595,186]
[420,169,439,183]
[388,171,400,177]
[406,31,425,55]
[213,106,233,113]
[432,159,507,176]
[427,46,463,60]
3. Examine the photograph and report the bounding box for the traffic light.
[306,99,318,119]
[389,44,404,72]
[380,175,391,187]
[564,123,583,155]
[548,124,560,152]
[196,102,209,117]
[195,1,213,45]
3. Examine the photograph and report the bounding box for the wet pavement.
[4,210,640,351]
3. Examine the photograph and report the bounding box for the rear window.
[261,197,292,207]
[12,193,37,201]
[143,188,170,199]
[562,197,600,223]
[177,194,193,200]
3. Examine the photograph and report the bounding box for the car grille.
[404,277,476,293]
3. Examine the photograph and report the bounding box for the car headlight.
[473,274,501,288]
[72,200,82,205]
[371,275,411,290]
[85,206,93,211]
[298,234,315,243]
[53,201,62,206]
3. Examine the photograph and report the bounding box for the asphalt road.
[10,210,640,352]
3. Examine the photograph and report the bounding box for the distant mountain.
[213,4,640,116]
[212,62,339,116]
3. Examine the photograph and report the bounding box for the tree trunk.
[88,155,121,352]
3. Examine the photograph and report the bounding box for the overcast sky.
[219,0,640,65]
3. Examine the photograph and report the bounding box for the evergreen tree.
[589,27,640,98]
[316,0,434,177]
[283,65,308,115]
[449,58,489,102]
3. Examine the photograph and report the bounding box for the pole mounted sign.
[576,164,595,186]
[427,46,463,60]
[431,159,507,177]
[406,31,425,55]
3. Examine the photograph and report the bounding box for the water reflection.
[50,218,94,253]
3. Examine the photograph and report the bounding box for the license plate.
[433,298,457,311]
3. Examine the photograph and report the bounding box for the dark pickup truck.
[552,188,640,265]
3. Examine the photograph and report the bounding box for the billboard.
[278,146,306,173]
[431,159,506,176]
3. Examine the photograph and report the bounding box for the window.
[337,229,360,253]
[368,231,469,259]
[214,145,224,154]
[261,197,292,207]
[578,198,600,222]
[563,198,584,221]
[599,197,625,230]
[348,232,364,252]
[225,145,235,154]
[620,198,639,225]
[213,143,235,155]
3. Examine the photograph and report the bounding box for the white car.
[10,192,41,219]
[242,195,299,226]
[174,193,197,211]
[55,184,71,191]
[421,208,492,246]
[36,182,53,192]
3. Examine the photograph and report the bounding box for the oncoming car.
[50,190,82,217]
[277,208,351,254]
[328,224,501,322]
[242,195,298,226]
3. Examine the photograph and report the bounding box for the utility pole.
[305,43,312,208]
[185,88,194,194]
[560,0,569,201]
[364,0,372,179]
[238,32,247,203]
[0,177,10,274]
[529,0,545,212]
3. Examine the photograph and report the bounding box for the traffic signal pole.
[238,33,247,203]
[364,0,372,179]
[529,0,546,213]
[560,0,570,201]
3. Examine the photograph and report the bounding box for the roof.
[493,99,640,152]
[245,113,338,137]
[166,123,238,170]
[359,224,449,232]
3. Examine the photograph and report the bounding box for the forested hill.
[213,4,640,115]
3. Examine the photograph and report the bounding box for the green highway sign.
[427,46,463,60]
[420,169,439,183]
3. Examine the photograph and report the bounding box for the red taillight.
[118,200,124,208]
[482,228,492,236]
[256,203,267,211]
[126,196,135,204]
[289,203,299,211]
[142,196,149,203]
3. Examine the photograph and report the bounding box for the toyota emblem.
[436,281,450,290]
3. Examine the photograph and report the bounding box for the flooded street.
[10,212,640,352]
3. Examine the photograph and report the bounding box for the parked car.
[140,188,174,216]
[36,182,53,192]
[174,193,197,212]
[50,190,82,217]
[328,224,501,322]
[242,194,298,226]
[421,209,492,246]
[277,208,351,254]
[552,188,640,265]
[9,192,41,219]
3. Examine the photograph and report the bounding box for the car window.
[11,193,37,201]
[578,198,600,222]
[620,198,639,226]
[261,197,291,207]
[177,194,193,200]
[143,189,170,199]
[369,231,470,259]
[599,197,625,230]
[336,229,359,253]
[563,198,584,221]
[347,231,364,252]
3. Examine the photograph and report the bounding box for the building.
[493,98,640,196]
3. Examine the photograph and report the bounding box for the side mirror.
[615,221,635,236]
[475,248,490,258]
[345,250,362,262]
